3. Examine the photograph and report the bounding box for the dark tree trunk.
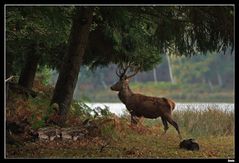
[18,44,40,90]
[51,7,94,125]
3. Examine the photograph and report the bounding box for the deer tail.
[168,99,176,111]
[171,101,176,111]
[163,98,176,111]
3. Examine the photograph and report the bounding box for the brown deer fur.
[111,75,181,139]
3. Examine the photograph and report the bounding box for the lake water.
[85,102,234,116]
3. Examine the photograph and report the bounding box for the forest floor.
[5,81,235,159]
[6,122,234,159]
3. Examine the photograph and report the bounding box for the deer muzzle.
[110,86,115,91]
[110,84,119,91]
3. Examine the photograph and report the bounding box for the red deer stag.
[110,65,181,139]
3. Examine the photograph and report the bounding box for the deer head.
[110,64,140,91]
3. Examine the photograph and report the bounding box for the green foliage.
[70,100,113,120]
[6,6,234,79]
[27,90,54,129]
[70,101,94,119]
[36,66,52,85]
[96,105,112,117]
[152,6,234,55]
[45,104,56,118]
[31,119,45,130]
[111,11,162,71]
[82,6,234,76]
[6,6,73,75]
[83,7,162,72]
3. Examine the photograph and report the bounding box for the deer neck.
[118,84,133,104]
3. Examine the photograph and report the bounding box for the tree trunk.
[153,68,158,84]
[18,43,40,90]
[217,72,223,87]
[100,74,107,89]
[208,80,213,91]
[51,7,94,125]
[166,53,175,84]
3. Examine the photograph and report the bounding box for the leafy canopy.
[6,6,234,74]
[83,7,162,72]
[83,6,234,72]
[6,6,73,74]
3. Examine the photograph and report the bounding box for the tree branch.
[5,76,14,82]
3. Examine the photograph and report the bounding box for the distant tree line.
[72,50,234,93]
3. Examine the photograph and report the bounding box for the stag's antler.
[116,62,140,79]
[125,68,140,79]
[116,67,128,79]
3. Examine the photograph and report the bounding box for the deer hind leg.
[131,115,139,125]
[164,114,182,139]
[161,117,169,134]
